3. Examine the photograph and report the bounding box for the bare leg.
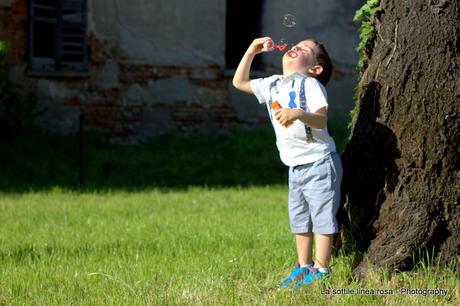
[314,233,334,268]
[295,232,313,266]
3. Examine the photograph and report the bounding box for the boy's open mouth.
[287,50,298,58]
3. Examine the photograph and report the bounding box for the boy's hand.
[274,109,302,126]
[233,37,273,94]
[246,37,274,56]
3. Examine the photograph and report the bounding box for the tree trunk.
[341,0,460,277]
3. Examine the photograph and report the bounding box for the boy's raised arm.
[232,37,273,94]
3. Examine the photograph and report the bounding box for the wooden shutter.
[59,0,87,71]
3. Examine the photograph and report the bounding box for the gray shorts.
[288,152,343,234]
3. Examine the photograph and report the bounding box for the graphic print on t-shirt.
[288,80,297,109]
[288,91,297,109]
[299,79,316,143]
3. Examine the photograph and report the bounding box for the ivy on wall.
[348,0,383,137]
[353,0,383,73]
[0,40,39,135]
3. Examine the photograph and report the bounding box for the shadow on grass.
[0,118,349,193]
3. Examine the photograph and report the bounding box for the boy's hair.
[310,40,333,86]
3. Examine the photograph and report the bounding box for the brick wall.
[1,0,362,143]
[0,0,241,144]
[0,0,27,64]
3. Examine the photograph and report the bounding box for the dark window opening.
[226,0,264,70]
[29,0,88,72]
[33,21,56,58]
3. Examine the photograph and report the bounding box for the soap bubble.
[276,38,289,52]
[278,38,288,45]
[283,14,296,28]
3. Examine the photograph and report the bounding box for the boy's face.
[282,40,318,75]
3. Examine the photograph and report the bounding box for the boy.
[232,37,343,288]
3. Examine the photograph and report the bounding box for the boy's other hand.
[274,108,302,126]
[247,37,274,56]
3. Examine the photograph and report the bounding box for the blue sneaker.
[278,263,313,289]
[297,267,331,287]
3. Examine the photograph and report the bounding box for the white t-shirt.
[250,72,336,167]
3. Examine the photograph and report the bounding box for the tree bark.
[341,0,460,277]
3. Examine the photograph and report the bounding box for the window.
[28,0,88,73]
[225,0,264,70]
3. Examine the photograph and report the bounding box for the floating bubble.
[278,38,289,45]
[283,14,296,28]
[276,38,289,52]
[276,44,287,52]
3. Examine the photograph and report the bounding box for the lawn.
[0,187,458,305]
[0,118,349,192]
[0,122,458,304]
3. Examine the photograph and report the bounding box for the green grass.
[1,120,457,304]
[0,126,285,191]
[0,118,348,192]
[0,187,458,305]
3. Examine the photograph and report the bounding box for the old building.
[0,0,363,143]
